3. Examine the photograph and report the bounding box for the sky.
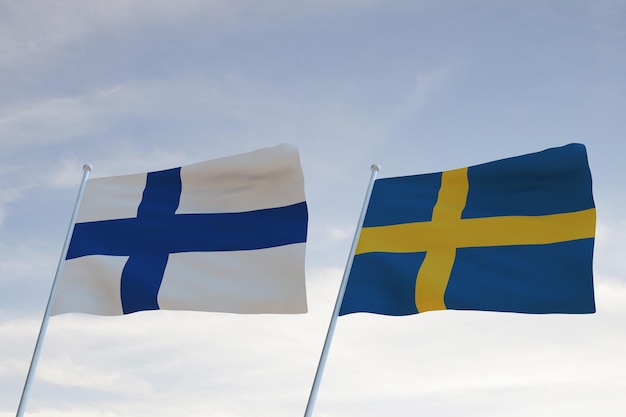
[1,0,625,416]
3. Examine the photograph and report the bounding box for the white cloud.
[0,165,34,227]
[0,242,38,280]
[38,354,153,395]
[0,90,118,152]
[327,226,354,242]
[0,0,205,68]
[1,265,342,417]
[0,0,382,69]
[0,185,28,227]
[594,217,626,280]
[45,146,189,189]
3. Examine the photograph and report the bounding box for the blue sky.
[1,1,625,416]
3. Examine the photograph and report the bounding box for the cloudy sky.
[1,1,625,416]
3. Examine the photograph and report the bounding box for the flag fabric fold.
[340,143,596,316]
[52,144,308,316]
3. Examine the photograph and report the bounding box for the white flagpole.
[303,164,380,417]
[16,164,93,417]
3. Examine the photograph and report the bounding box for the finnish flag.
[52,144,308,315]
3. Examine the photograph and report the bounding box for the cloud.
[0,0,382,70]
[0,167,33,227]
[45,145,189,189]
[0,0,206,68]
[0,89,121,152]
[594,218,626,282]
[2,264,342,416]
[0,187,23,226]
[327,226,354,242]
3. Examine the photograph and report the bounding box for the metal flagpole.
[303,164,380,417]
[16,164,93,417]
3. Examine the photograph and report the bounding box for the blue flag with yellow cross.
[339,143,596,316]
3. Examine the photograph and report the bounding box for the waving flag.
[340,143,596,316]
[52,144,308,315]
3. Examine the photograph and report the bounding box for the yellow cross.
[355,167,596,313]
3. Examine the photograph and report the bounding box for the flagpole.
[16,164,93,417]
[303,164,380,417]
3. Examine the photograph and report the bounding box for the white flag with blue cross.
[52,144,308,316]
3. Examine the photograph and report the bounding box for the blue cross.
[67,167,308,314]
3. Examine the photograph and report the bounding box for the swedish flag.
[340,143,596,316]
